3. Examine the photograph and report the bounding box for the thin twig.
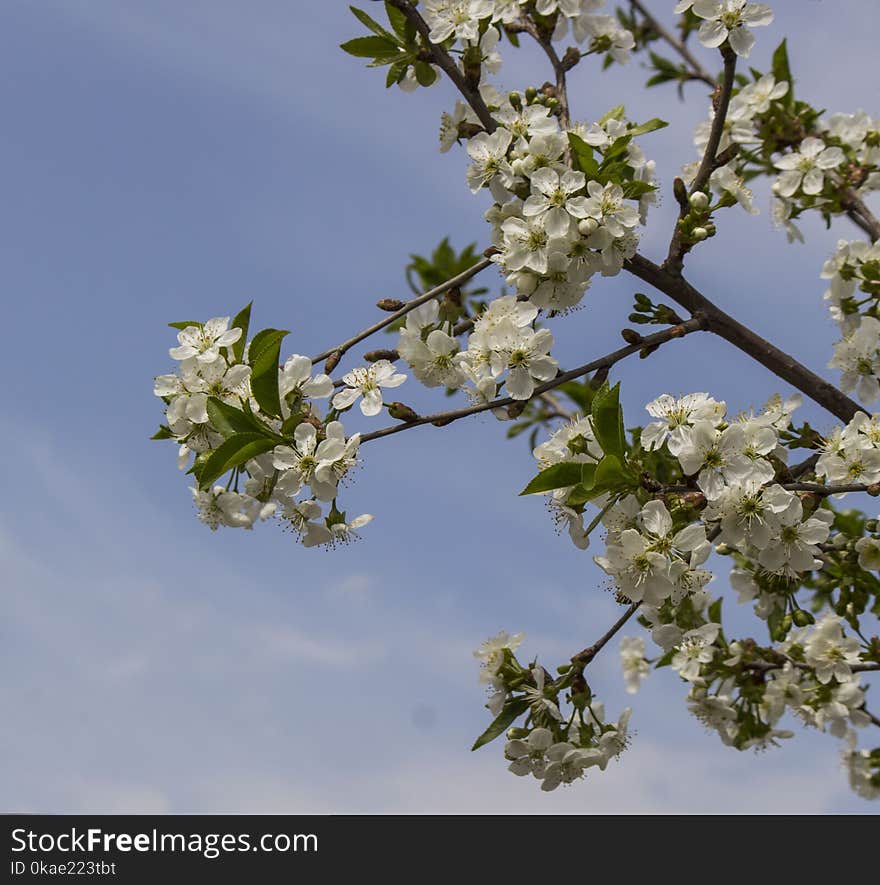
[625,253,863,424]
[519,16,571,131]
[665,46,737,273]
[386,0,498,133]
[571,603,641,667]
[359,317,706,443]
[629,0,715,88]
[310,257,493,369]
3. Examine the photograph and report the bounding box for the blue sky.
[2,0,879,813]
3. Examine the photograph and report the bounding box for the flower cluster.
[823,240,880,401]
[474,630,633,791]
[154,315,378,545]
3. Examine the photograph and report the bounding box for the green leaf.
[622,180,657,200]
[708,597,723,624]
[413,60,437,86]
[567,133,599,178]
[627,118,668,138]
[385,1,408,38]
[520,461,585,495]
[592,454,636,494]
[248,328,289,418]
[206,397,282,441]
[168,320,201,330]
[471,697,529,751]
[771,39,792,92]
[340,35,401,58]
[599,105,625,125]
[150,424,173,440]
[386,59,409,88]
[601,135,633,163]
[349,5,398,42]
[229,301,252,363]
[197,433,278,489]
[654,649,675,669]
[590,382,626,461]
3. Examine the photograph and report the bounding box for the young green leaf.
[590,382,626,461]
[348,5,399,43]
[229,301,252,363]
[568,133,599,178]
[248,328,289,418]
[627,118,669,138]
[150,424,173,440]
[197,433,278,489]
[471,697,529,751]
[340,35,401,58]
[168,321,202,331]
[206,397,282,441]
[520,462,584,496]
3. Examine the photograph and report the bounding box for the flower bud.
[524,86,538,104]
[506,727,529,740]
[376,298,405,312]
[621,328,643,345]
[689,191,710,210]
[387,401,419,422]
[692,226,709,241]
[792,610,815,627]
[507,91,522,112]
[364,348,399,363]
[865,519,878,533]
[324,351,341,373]
[578,217,599,236]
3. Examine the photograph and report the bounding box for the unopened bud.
[866,519,879,533]
[545,97,559,112]
[376,298,405,312]
[689,191,709,211]
[578,217,599,236]
[324,351,341,374]
[673,177,688,209]
[792,610,815,627]
[507,91,522,112]
[524,86,538,104]
[561,46,581,71]
[364,348,399,363]
[432,416,455,427]
[868,483,880,497]
[506,727,529,740]
[621,328,643,345]
[692,226,709,241]
[639,343,660,359]
[387,401,419,422]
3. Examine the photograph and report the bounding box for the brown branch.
[518,16,571,131]
[625,253,863,423]
[629,0,715,88]
[311,256,493,370]
[666,45,737,273]
[571,603,641,668]
[359,316,707,444]
[386,0,498,133]
[842,188,880,243]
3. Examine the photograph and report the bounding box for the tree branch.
[386,0,498,133]
[311,256,494,371]
[625,253,863,423]
[571,603,641,668]
[518,16,571,131]
[629,0,716,88]
[359,316,707,443]
[842,188,880,243]
[666,45,737,273]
